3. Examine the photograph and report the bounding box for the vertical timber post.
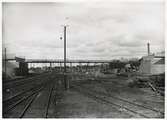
[79,62,81,72]
[4,48,7,80]
[147,42,150,56]
[60,62,62,72]
[70,62,72,72]
[86,62,89,72]
[50,62,52,71]
[64,25,69,90]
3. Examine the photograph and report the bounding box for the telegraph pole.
[147,42,150,56]
[64,26,67,74]
[63,25,69,90]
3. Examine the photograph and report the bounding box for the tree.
[109,60,126,69]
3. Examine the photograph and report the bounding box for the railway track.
[79,83,164,114]
[3,72,52,90]
[3,72,51,84]
[71,84,164,118]
[3,76,56,118]
[3,79,49,103]
[3,83,46,115]
[44,83,54,118]
[3,74,53,102]
[95,79,164,101]
[18,81,55,118]
[3,72,58,102]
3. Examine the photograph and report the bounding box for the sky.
[2,1,164,60]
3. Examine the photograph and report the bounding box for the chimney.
[147,42,150,55]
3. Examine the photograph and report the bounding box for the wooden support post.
[79,63,82,72]
[60,62,62,72]
[79,63,81,72]
[87,62,89,72]
[63,25,69,90]
[4,48,7,80]
[50,63,52,71]
[70,62,72,72]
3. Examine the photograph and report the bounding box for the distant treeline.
[109,59,140,69]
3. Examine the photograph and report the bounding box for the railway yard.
[2,1,165,118]
[2,71,164,118]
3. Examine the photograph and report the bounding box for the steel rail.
[3,82,47,103]
[3,73,50,90]
[95,80,164,114]
[19,93,38,118]
[44,83,54,118]
[94,79,164,99]
[3,76,50,103]
[71,85,150,118]
[3,84,45,114]
[3,75,52,92]
[3,72,50,84]
[3,79,42,90]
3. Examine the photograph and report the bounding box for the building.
[2,61,19,79]
[139,52,165,75]
[3,54,28,79]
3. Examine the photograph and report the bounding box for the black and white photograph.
[2,0,165,118]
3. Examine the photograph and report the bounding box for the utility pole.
[64,26,67,74]
[63,25,69,90]
[147,42,150,56]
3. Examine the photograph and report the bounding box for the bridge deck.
[25,59,112,63]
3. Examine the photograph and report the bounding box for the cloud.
[3,1,164,59]
[110,34,145,47]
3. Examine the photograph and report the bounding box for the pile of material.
[128,73,165,96]
[149,73,165,96]
[149,73,165,87]
[127,76,149,88]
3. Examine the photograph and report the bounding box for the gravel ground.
[3,73,164,118]
[53,74,164,118]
